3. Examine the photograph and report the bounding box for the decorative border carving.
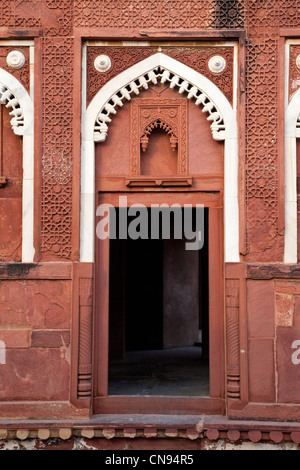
[41,37,73,260]
[86,46,234,106]
[74,0,245,30]
[289,45,300,102]
[245,3,281,261]
[0,47,30,94]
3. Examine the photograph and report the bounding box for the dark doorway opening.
[108,208,209,396]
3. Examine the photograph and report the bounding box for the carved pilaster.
[226,280,240,400]
[77,278,93,399]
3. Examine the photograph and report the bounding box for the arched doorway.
[82,50,238,414]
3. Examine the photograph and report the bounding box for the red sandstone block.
[276,317,300,403]
[248,338,276,403]
[247,280,275,338]
[275,293,294,327]
[0,349,69,401]
[0,280,71,329]
[0,328,31,348]
[293,296,300,317]
[31,330,70,348]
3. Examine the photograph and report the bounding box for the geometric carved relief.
[86,46,234,106]
[94,66,226,144]
[41,37,73,259]
[0,47,30,94]
[245,17,280,260]
[289,45,300,102]
[75,0,245,30]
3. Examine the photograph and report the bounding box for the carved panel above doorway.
[129,98,188,186]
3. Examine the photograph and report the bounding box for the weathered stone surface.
[277,303,300,403]
[0,280,71,329]
[0,349,69,401]
[275,293,294,327]
[248,339,276,403]
[247,280,275,338]
[276,281,300,296]
[0,327,31,348]
[31,330,70,348]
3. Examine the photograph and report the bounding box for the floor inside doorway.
[108,346,209,397]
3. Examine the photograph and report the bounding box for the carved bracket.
[94,67,225,143]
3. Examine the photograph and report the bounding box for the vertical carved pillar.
[226,279,240,400]
[78,278,93,399]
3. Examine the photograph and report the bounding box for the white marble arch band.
[81,52,239,264]
[285,88,300,263]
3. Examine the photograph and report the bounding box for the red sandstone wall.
[0,280,71,401]
[1,1,300,438]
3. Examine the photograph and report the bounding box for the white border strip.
[285,40,300,263]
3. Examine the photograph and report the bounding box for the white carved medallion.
[6,51,26,70]
[94,55,112,73]
[208,56,226,74]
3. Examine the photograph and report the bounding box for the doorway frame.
[93,190,225,415]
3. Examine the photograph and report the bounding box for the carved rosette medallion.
[94,55,112,73]
[208,55,226,74]
[6,51,25,70]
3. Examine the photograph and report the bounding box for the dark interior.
[108,207,209,396]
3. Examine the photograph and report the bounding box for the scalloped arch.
[0,67,33,136]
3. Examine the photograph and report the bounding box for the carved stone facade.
[2,0,300,451]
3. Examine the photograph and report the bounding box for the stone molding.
[1,416,300,444]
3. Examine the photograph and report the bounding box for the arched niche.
[0,68,34,263]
